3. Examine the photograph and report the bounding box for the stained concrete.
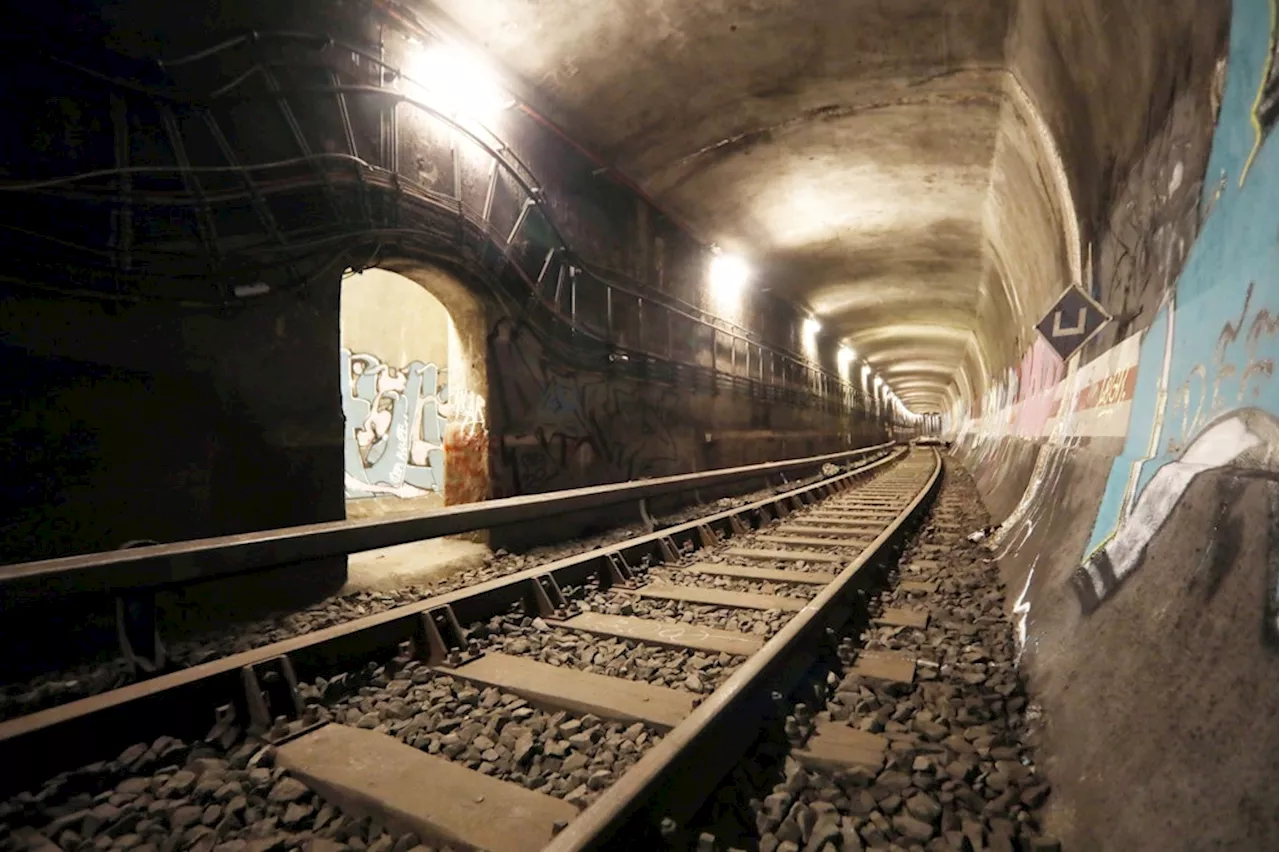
[418,0,1232,415]
[343,538,491,594]
[429,0,1013,412]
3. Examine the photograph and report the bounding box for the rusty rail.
[0,446,911,799]
[0,442,894,601]
[548,448,942,850]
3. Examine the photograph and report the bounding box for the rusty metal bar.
[544,448,942,850]
[506,197,533,246]
[0,443,895,600]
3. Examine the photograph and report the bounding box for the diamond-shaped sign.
[1035,286,1111,362]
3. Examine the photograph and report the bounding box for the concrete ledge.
[343,538,491,593]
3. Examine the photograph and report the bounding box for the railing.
[0,30,878,418]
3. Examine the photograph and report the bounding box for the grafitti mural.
[1091,83,1212,348]
[1239,0,1280,184]
[954,0,1278,630]
[1075,409,1278,612]
[341,348,487,501]
[1077,0,1279,612]
[487,318,682,495]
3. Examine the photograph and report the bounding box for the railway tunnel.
[0,1,1275,850]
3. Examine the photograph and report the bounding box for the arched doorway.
[339,266,489,519]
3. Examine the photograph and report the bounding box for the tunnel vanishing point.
[0,0,1276,850]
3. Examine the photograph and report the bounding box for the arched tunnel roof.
[412,0,1230,420]
[420,0,1077,415]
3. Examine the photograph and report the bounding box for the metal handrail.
[0,442,895,599]
[3,32,876,416]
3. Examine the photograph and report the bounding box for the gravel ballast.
[684,464,1061,852]
[0,474,839,725]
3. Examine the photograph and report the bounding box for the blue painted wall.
[1085,0,1278,561]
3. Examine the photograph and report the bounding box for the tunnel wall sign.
[1034,286,1111,362]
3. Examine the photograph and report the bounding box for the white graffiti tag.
[341,349,484,499]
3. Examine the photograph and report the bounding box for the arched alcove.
[339,264,490,518]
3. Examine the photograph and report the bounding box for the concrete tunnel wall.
[946,1,1278,848]
[0,0,894,673]
[0,0,893,566]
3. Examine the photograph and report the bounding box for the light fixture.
[403,41,514,123]
[837,345,855,376]
[803,317,822,338]
[708,252,750,303]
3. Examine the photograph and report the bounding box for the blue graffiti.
[341,348,449,499]
[1079,0,1279,608]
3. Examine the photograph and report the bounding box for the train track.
[0,446,943,852]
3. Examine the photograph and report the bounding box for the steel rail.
[0,443,894,601]
[547,448,943,850]
[0,447,910,799]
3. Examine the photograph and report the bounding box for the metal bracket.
[525,574,571,618]
[639,497,657,532]
[697,523,720,549]
[756,503,774,524]
[114,539,166,676]
[116,592,166,677]
[729,514,748,536]
[416,604,481,667]
[603,551,638,588]
[658,535,681,565]
[241,655,304,738]
[789,494,806,512]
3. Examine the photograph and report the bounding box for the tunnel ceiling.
[424,0,1022,412]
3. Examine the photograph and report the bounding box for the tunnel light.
[403,41,514,122]
[800,316,822,358]
[709,252,750,303]
[837,345,855,377]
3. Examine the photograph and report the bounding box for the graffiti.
[1074,409,1278,612]
[1165,282,1278,454]
[341,348,487,500]
[1240,0,1278,186]
[1074,0,1279,617]
[444,422,488,505]
[487,318,681,494]
[1095,85,1209,348]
